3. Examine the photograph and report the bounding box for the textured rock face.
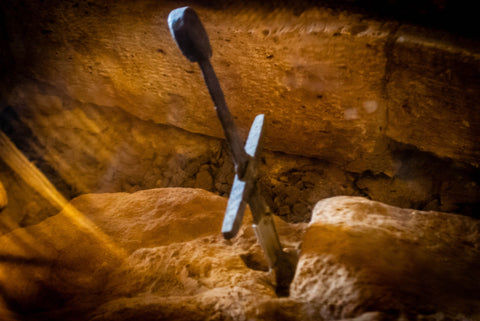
[0,188,306,320]
[1,189,478,320]
[0,0,479,227]
[292,196,480,320]
[386,29,480,167]
[2,0,387,163]
[2,0,478,167]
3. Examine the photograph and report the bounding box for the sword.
[168,7,296,296]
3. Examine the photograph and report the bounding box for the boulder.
[291,196,480,320]
[0,0,479,226]
[1,188,479,320]
[1,0,479,170]
[0,188,305,321]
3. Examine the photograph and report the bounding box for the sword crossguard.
[222,114,264,239]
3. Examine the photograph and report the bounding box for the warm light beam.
[0,130,125,258]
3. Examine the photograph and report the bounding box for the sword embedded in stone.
[168,6,295,295]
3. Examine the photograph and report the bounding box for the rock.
[355,173,433,210]
[291,196,480,320]
[0,188,306,320]
[0,157,62,234]
[385,26,480,168]
[0,0,479,227]
[194,168,213,191]
[1,0,478,171]
[1,188,479,320]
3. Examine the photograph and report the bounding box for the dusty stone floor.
[0,188,478,320]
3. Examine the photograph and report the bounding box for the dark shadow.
[0,254,53,266]
[0,254,72,319]
[390,139,480,218]
[188,0,480,39]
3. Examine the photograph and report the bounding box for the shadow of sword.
[167,6,296,296]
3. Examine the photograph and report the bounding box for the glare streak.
[0,130,125,257]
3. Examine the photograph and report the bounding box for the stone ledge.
[1,1,478,169]
[292,196,480,319]
[1,189,478,320]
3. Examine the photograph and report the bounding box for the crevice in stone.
[239,252,269,272]
[351,138,480,217]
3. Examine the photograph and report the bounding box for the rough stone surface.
[1,189,479,320]
[0,159,60,234]
[0,188,306,321]
[0,0,479,227]
[0,0,388,165]
[1,0,479,168]
[292,196,480,320]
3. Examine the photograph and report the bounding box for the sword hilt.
[168,7,249,177]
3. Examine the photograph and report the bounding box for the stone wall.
[0,0,479,231]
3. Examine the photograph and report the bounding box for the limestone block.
[1,188,479,320]
[0,188,305,320]
[1,0,390,167]
[291,196,480,320]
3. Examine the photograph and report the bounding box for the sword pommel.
[168,6,212,63]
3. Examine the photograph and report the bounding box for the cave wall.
[0,0,479,231]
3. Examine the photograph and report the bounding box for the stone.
[355,173,433,210]
[0,188,306,320]
[194,169,213,191]
[1,0,478,171]
[291,196,480,320]
[385,26,480,168]
[0,0,479,227]
[0,160,59,234]
[1,188,478,320]
[0,1,388,166]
